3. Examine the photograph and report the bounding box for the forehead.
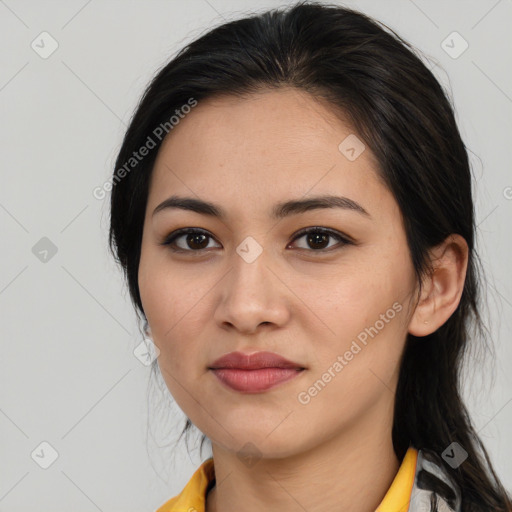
[148,88,389,219]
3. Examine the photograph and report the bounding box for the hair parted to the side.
[108,2,512,510]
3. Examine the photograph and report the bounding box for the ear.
[408,234,469,337]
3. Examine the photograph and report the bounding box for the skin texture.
[138,88,469,512]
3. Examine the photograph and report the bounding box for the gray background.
[1,0,511,510]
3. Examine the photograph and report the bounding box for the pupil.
[188,233,208,249]
[308,232,328,249]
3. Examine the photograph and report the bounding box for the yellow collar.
[156,447,418,512]
[376,447,417,512]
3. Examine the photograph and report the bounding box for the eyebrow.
[152,194,371,220]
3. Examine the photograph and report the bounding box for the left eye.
[160,227,351,253]
[288,227,351,251]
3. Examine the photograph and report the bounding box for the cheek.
[297,284,407,427]
[138,250,216,374]
[139,244,190,327]
[306,256,411,338]
[301,248,412,381]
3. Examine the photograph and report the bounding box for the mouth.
[208,351,306,393]
[210,367,305,393]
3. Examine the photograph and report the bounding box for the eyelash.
[159,226,353,254]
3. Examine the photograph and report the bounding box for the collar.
[156,447,460,512]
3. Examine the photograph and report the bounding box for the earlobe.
[408,234,469,337]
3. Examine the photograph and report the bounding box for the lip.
[209,351,305,393]
[209,351,304,370]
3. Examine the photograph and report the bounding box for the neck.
[205,404,400,512]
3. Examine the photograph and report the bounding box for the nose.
[213,247,291,334]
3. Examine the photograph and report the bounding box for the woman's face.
[138,88,418,458]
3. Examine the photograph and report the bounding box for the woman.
[108,2,512,511]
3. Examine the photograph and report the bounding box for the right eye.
[159,228,221,253]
